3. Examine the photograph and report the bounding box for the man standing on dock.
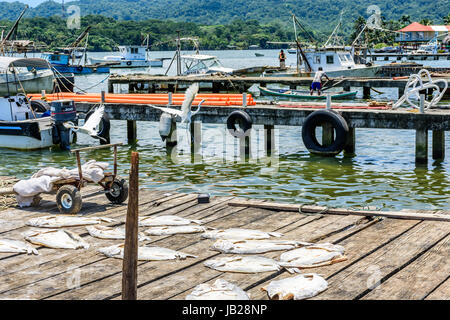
[310,67,330,96]
[279,50,286,69]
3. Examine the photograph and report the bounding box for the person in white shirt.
[310,67,330,96]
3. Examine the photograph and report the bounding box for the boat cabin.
[118,46,147,61]
[41,52,71,66]
[302,48,358,72]
[180,54,233,75]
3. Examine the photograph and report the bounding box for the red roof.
[398,22,434,32]
[398,22,450,32]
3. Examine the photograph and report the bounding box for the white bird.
[151,83,204,125]
[63,104,106,141]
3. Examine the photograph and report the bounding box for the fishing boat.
[0,57,76,150]
[287,48,297,54]
[255,53,264,57]
[40,51,113,74]
[0,57,53,95]
[89,45,164,68]
[258,86,358,100]
[180,54,234,75]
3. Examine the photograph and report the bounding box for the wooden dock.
[0,186,448,300]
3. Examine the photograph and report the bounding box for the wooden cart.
[53,143,128,214]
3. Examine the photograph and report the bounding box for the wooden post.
[415,129,428,164]
[190,121,202,160]
[127,120,137,145]
[264,124,275,157]
[432,130,445,161]
[398,87,405,98]
[344,127,356,156]
[240,134,251,162]
[363,86,370,99]
[343,85,351,92]
[122,151,139,300]
[107,81,114,94]
[322,123,334,147]
[166,117,177,147]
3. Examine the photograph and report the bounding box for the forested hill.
[1,0,449,33]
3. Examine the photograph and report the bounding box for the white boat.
[89,45,164,68]
[264,47,381,78]
[180,54,234,75]
[287,48,297,54]
[0,57,54,95]
[0,57,77,150]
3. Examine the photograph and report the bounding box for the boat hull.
[0,118,54,150]
[259,87,358,100]
[0,70,54,95]
[89,58,163,68]
[265,65,382,78]
[52,65,111,74]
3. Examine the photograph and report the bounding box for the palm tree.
[444,14,450,25]
[420,19,433,26]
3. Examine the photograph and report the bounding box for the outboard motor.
[51,100,78,150]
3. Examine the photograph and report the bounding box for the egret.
[63,104,106,141]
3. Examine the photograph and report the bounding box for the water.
[3,50,450,210]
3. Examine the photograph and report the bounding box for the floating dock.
[0,185,448,300]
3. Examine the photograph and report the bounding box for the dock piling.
[166,117,177,147]
[240,134,251,161]
[432,130,445,161]
[415,129,428,164]
[122,151,139,300]
[344,127,356,156]
[127,120,137,145]
[264,125,275,157]
[190,121,202,159]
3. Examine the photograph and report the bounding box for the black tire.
[30,100,50,113]
[226,110,252,138]
[85,109,111,142]
[126,61,132,66]
[56,185,82,214]
[302,110,349,156]
[76,66,83,72]
[105,177,129,204]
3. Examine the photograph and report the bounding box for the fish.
[86,225,151,241]
[24,229,90,250]
[138,215,203,227]
[210,239,312,254]
[26,215,115,228]
[98,244,197,261]
[202,228,283,241]
[186,279,250,300]
[204,256,282,273]
[261,274,328,300]
[144,225,209,236]
[278,243,347,268]
[0,239,39,255]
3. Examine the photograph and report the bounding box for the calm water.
[3,49,450,210]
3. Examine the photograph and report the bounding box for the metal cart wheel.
[56,185,82,214]
[105,176,128,204]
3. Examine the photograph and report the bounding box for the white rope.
[393,69,448,110]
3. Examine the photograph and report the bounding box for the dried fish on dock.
[211,239,311,254]
[26,215,115,228]
[138,215,203,227]
[278,243,346,268]
[186,279,250,300]
[144,225,209,236]
[98,244,197,261]
[0,239,39,255]
[202,228,283,240]
[24,229,90,250]
[204,256,283,273]
[262,274,328,300]
[86,225,150,241]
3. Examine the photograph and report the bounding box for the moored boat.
[89,45,164,68]
[258,86,358,100]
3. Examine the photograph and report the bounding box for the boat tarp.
[0,57,50,71]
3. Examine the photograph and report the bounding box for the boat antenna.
[292,14,317,46]
[324,11,344,48]
[1,5,28,48]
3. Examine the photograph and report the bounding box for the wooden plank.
[425,278,450,300]
[312,221,450,300]
[227,200,450,222]
[361,234,450,300]
[44,207,311,300]
[247,218,421,300]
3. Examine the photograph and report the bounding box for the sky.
[1,0,62,7]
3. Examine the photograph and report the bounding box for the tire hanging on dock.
[301,110,349,156]
[226,110,252,138]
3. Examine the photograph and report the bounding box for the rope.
[51,66,110,93]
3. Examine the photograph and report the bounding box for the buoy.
[158,112,173,141]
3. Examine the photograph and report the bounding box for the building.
[395,22,450,43]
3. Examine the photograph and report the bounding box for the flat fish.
[279,243,346,268]
[86,225,151,241]
[98,244,197,261]
[202,228,283,240]
[26,215,115,228]
[186,279,250,300]
[24,229,90,250]
[204,256,282,273]
[211,239,312,254]
[0,239,39,255]
[144,225,208,236]
[138,215,203,227]
[262,274,328,300]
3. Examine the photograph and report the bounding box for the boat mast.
[0,5,28,55]
[176,31,181,76]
